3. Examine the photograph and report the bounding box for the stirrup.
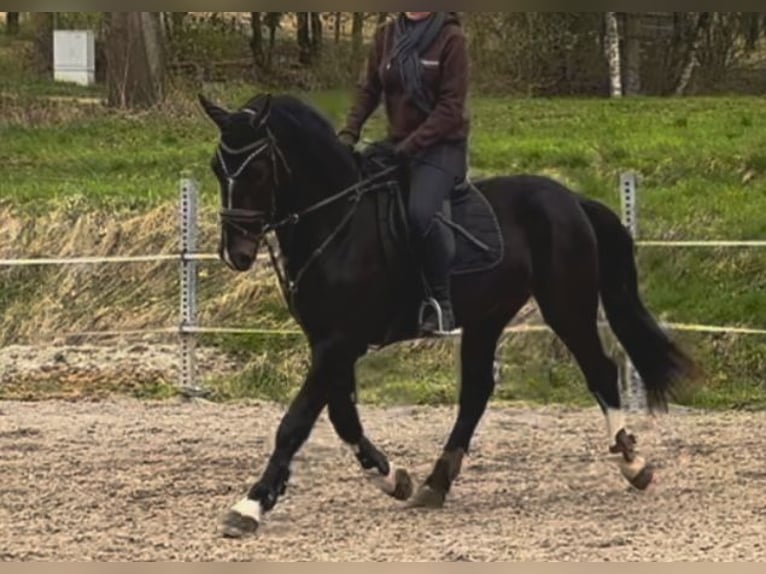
[418,297,458,337]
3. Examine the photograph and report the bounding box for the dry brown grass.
[0,202,280,346]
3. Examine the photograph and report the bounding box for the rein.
[264,166,397,315]
[216,122,399,315]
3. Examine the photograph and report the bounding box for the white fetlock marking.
[347,442,398,494]
[606,408,627,443]
[372,466,398,495]
[619,456,646,480]
[231,497,261,523]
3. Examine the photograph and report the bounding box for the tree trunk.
[351,12,365,73]
[165,12,187,38]
[604,12,623,97]
[674,12,711,96]
[334,12,342,44]
[297,12,311,65]
[250,12,263,67]
[744,12,762,51]
[623,13,641,96]
[105,12,167,109]
[30,12,54,73]
[171,12,187,30]
[351,13,364,50]
[6,12,20,35]
[310,12,323,57]
[264,12,280,68]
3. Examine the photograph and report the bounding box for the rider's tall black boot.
[416,223,456,337]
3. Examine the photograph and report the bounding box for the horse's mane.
[240,93,360,181]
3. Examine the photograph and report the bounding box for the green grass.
[1,37,765,410]
[0,36,104,100]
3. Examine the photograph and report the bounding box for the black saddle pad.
[359,146,504,277]
[443,180,504,276]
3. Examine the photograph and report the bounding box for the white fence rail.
[1,172,764,402]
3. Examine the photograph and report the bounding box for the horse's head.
[199,93,282,272]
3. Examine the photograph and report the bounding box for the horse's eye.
[251,162,270,186]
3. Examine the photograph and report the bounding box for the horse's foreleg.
[221,364,328,538]
[327,368,413,501]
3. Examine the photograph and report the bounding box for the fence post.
[179,173,204,398]
[619,172,646,413]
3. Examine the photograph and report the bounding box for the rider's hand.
[394,140,415,161]
[338,131,358,151]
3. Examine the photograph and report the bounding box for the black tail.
[579,197,700,411]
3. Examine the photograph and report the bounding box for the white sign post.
[53,30,96,87]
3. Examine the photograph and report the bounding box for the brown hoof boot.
[221,510,259,539]
[619,456,654,491]
[372,467,414,501]
[407,484,446,509]
[391,468,414,501]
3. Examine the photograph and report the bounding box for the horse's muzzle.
[220,232,260,272]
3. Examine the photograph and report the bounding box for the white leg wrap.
[347,443,397,495]
[372,467,398,495]
[606,408,626,443]
[231,497,261,523]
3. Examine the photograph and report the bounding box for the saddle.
[358,143,504,278]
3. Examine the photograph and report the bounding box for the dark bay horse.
[199,93,698,538]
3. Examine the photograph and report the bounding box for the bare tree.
[6,12,20,35]
[30,12,53,72]
[264,12,281,68]
[105,12,167,109]
[604,12,623,97]
[351,13,364,50]
[623,13,641,96]
[351,12,365,73]
[310,12,323,56]
[333,12,342,44]
[675,12,711,96]
[250,12,263,67]
[163,12,187,39]
[297,12,311,64]
[743,12,763,51]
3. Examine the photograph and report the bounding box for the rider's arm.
[396,30,468,157]
[340,27,385,143]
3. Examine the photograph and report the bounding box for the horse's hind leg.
[409,317,509,508]
[535,280,654,490]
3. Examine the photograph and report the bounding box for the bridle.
[214,107,399,316]
[216,108,290,237]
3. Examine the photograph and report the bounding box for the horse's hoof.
[619,456,654,491]
[221,510,259,539]
[371,467,414,501]
[628,465,654,491]
[389,468,414,501]
[406,484,446,509]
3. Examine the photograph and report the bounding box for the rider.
[338,11,470,336]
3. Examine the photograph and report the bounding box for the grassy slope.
[1,41,765,408]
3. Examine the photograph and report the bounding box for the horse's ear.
[249,93,273,129]
[198,94,229,130]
